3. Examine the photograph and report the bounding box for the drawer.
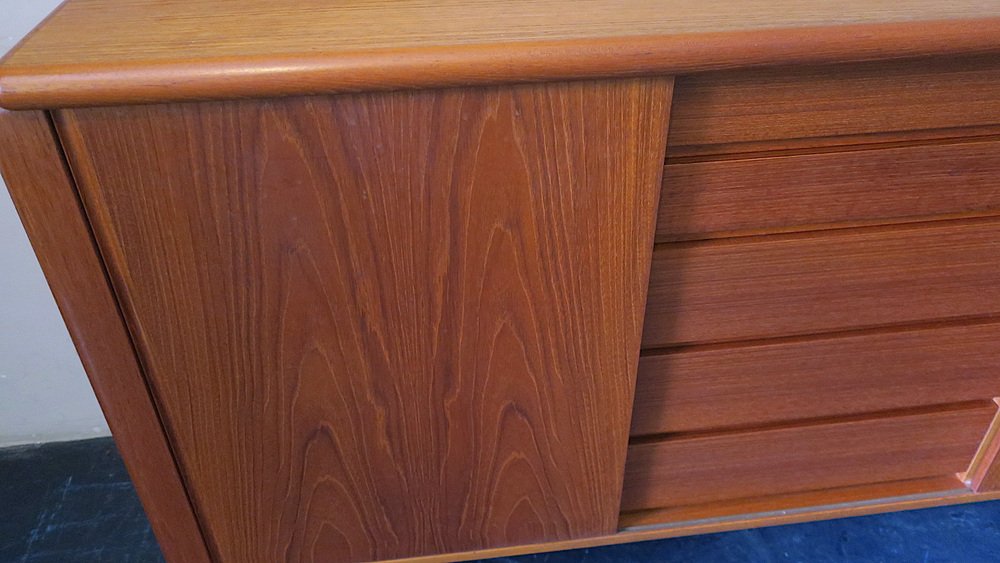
[668,56,1000,157]
[657,138,1000,242]
[631,321,1000,437]
[621,404,996,512]
[643,218,1000,348]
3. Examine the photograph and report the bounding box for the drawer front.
[622,405,996,512]
[668,55,1000,156]
[658,139,1000,242]
[632,322,1000,437]
[643,219,1000,348]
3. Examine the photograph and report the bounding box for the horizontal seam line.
[639,313,1000,356]
[628,400,996,444]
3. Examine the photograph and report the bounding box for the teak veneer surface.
[658,138,1000,241]
[643,218,1000,348]
[622,405,996,512]
[53,79,672,562]
[3,1,1000,107]
[632,321,1000,436]
[619,476,969,529]
[667,56,1000,156]
[0,110,211,562]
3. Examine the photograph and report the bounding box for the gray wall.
[0,0,111,446]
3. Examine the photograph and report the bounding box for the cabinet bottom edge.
[387,478,1000,563]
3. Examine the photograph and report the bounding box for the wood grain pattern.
[668,56,1000,156]
[3,1,1000,108]
[658,138,1000,241]
[621,405,996,512]
[54,78,672,561]
[15,0,1000,63]
[0,110,211,563]
[643,218,1000,348]
[966,401,1000,492]
[632,321,1000,436]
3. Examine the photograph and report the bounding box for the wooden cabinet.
[3,2,1000,561]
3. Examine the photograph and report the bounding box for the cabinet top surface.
[2,0,1000,109]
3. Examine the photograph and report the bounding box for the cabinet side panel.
[0,109,211,563]
[55,78,673,561]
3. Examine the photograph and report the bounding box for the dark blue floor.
[0,439,162,562]
[2,438,999,562]
[483,504,1000,563]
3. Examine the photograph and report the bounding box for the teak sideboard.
[3,1,1000,561]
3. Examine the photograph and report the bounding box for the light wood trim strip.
[643,218,1000,347]
[622,404,996,512]
[965,399,1000,492]
[3,16,1000,108]
[632,320,1000,436]
[0,109,212,562]
[658,138,1000,242]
